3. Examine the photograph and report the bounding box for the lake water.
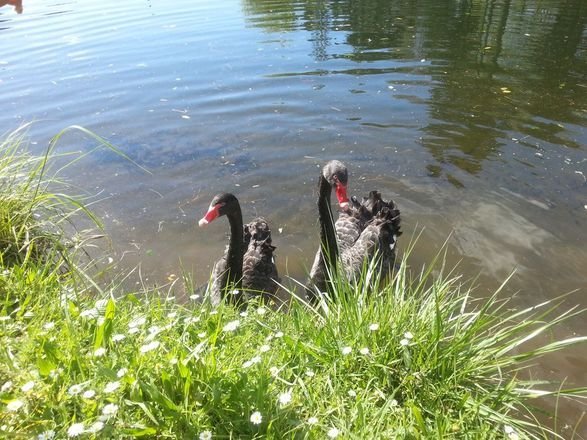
[1,0,586,433]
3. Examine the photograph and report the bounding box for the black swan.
[198,193,279,306]
[307,161,401,302]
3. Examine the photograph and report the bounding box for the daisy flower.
[341,346,352,355]
[37,430,56,440]
[112,334,126,342]
[222,320,240,332]
[87,421,104,433]
[250,411,262,425]
[6,399,24,411]
[103,381,120,393]
[21,381,35,392]
[327,427,340,438]
[369,323,379,331]
[67,423,85,437]
[93,347,107,357]
[278,391,292,407]
[140,340,160,353]
[199,431,212,440]
[82,390,96,399]
[102,403,119,417]
[68,384,84,396]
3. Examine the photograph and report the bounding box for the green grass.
[1,128,586,439]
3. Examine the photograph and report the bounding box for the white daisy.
[404,331,414,340]
[278,391,292,406]
[93,347,107,357]
[222,320,240,332]
[43,322,55,330]
[148,325,160,334]
[87,421,104,433]
[68,384,84,395]
[21,381,35,392]
[269,366,279,377]
[341,346,352,355]
[327,427,340,438]
[189,294,200,301]
[37,430,56,440]
[128,316,146,328]
[359,347,370,355]
[250,411,262,425]
[259,344,271,353]
[102,403,119,417]
[82,390,96,399]
[80,308,99,319]
[369,323,379,331]
[256,307,267,316]
[400,338,409,346]
[199,430,212,440]
[274,331,284,338]
[140,340,160,353]
[504,425,519,440]
[117,368,128,378]
[112,333,126,342]
[6,399,24,411]
[103,381,120,393]
[67,422,85,437]
[1,380,13,392]
[307,416,318,425]
[128,327,140,335]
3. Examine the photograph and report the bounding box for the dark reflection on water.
[0,0,586,434]
[244,0,587,182]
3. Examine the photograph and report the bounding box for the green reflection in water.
[243,0,587,180]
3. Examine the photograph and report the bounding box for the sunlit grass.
[1,128,586,439]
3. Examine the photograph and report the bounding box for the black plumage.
[199,193,279,306]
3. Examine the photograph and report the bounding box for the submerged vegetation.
[1,128,586,439]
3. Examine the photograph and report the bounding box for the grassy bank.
[1,129,586,439]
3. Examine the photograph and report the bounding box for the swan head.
[199,193,239,227]
[322,160,349,210]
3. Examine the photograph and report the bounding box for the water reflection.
[244,0,587,181]
[0,0,22,14]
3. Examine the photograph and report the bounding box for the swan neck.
[318,174,338,265]
[226,205,244,290]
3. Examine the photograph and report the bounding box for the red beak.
[335,182,349,210]
[198,204,221,227]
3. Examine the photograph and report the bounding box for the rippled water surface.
[1,0,586,432]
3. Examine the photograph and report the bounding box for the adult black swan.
[307,161,401,303]
[199,193,279,306]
